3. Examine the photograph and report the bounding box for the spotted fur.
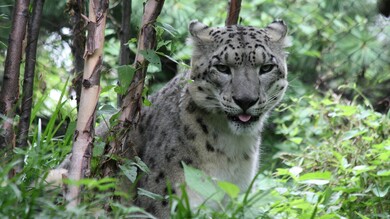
[131,20,290,218]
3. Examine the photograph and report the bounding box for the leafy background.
[0,0,389,218]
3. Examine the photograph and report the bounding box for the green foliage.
[269,94,390,218]
[0,83,75,218]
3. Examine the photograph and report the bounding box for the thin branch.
[68,0,87,111]
[17,0,45,149]
[226,0,242,26]
[0,0,30,151]
[119,0,165,126]
[118,0,132,107]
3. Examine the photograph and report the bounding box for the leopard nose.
[232,96,259,111]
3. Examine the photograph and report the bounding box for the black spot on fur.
[177,136,185,145]
[184,125,196,140]
[213,132,218,140]
[216,148,225,156]
[162,199,168,207]
[146,203,157,214]
[157,130,167,146]
[211,30,221,37]
[206,141,215,152]
[139,124,145,135]
[243,153,250,160]
[155,171,165,183]
[165,151,175,163]
[148,157,156,168]
[186,100,197,113]
[144,114,153,129]
[183,157,193,165]
[196,118,209,134]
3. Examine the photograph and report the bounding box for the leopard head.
[187,20,290,134]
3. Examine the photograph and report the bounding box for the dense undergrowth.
[1,90,389,218]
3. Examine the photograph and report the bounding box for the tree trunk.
[226,0,242,26]
[0,0,30,151]
[66,0,109,208]
[68,0,87,111]
[17,0,45,149]
[117,0,132,107]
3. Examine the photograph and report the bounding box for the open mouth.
[227,114,260,124]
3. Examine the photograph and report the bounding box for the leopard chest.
[185,118,261,190]
[206,135,259,190]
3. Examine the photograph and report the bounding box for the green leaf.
[299,24,316,35]
[156,22,179,36]
[276,168,290,176]
[93,141,105,156]
[142,86,152,106]
[376,170,390,176]
[339,105,357,116]
[289,166,303,177]
[64,177,117,191]
[299,179,330,186]
[341,130,367,141]
[217,181,240,199]
[355,212,370,219]
[118,157,150,183]
[110,203,158,219]
[298,171,331,185]
[101,84,116,94]
[299,171,332,181]
[352,165,375,175]
[138,188,164,200]
[117,65,136,90]
[143,97,152,106]
[290,137,303,144]
[139,50,162,72]
[183,163,224,202]
[119,164,138,183]
[303,50,321,58]
[372,186,389,198]
[97,104,117,117]
[132,156,150,174]
[157,40,172,51]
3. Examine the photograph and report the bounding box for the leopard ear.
[188,20,212,43]
[265,20,288,42]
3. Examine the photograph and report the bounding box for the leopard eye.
[215,64,231,74]
[259,64,275,75]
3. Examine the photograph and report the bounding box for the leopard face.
[188,20,290,134]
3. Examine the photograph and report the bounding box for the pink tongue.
[238,114,252,122]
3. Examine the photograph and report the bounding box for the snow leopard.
[131,19,290,218]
